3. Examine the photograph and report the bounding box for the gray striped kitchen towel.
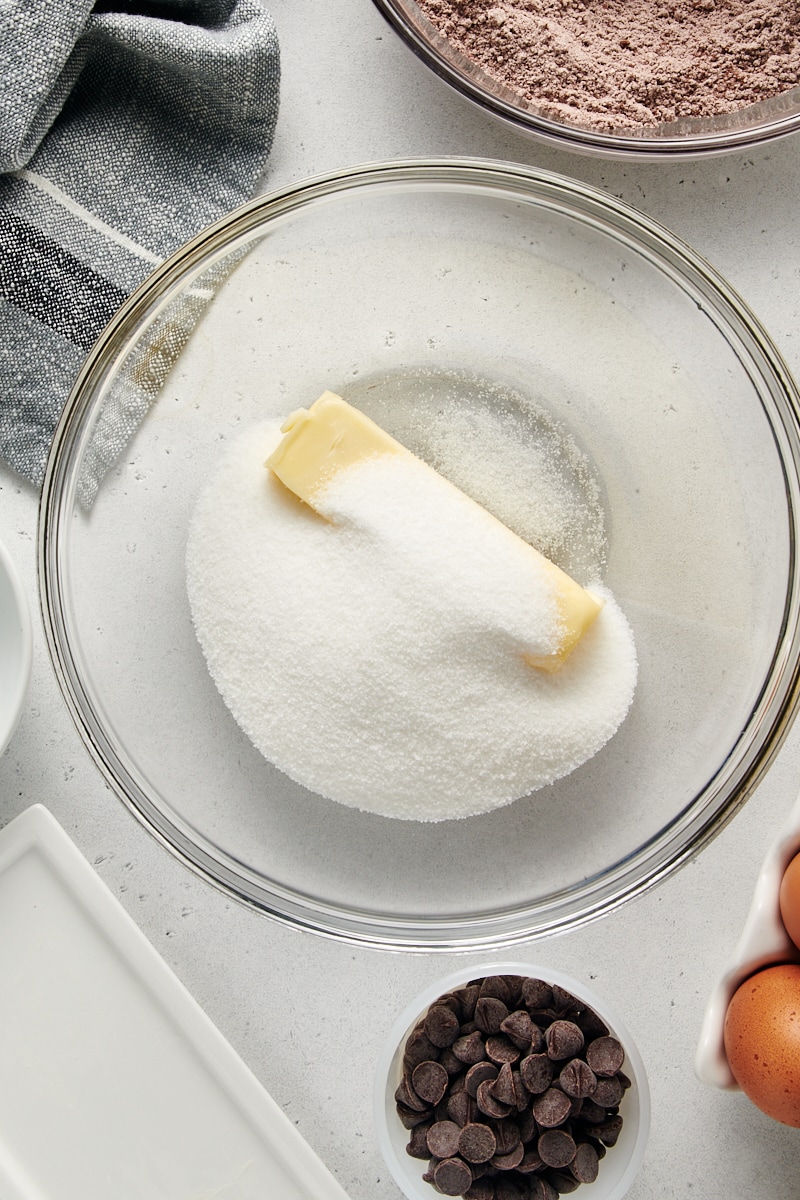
[0,0,280,502]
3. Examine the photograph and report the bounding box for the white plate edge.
[0,803,353,1200]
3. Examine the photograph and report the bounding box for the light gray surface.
[3,2,800,1196]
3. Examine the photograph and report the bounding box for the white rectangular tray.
[0,804,352,1200]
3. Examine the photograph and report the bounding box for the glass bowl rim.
[38,156,800,948]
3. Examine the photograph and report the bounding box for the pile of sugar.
[417,0,800,130]
[346,368,608,583]
[185,421,637,821]
[420,398,606,585]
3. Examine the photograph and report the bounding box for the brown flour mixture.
[416,0,800,129]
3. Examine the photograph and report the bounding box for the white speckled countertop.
[3,2,800,1196]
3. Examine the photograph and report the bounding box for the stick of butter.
[265,391,604,672]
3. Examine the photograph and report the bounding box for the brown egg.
[724,963,800,1127]
[779,851,800,950]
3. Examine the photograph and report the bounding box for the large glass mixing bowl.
[39,159,800,947]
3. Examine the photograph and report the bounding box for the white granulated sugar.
[422,399,607,585]
[186,420,638,821]
[317,452,564,665]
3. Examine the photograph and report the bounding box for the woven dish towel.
[0,0,280,503]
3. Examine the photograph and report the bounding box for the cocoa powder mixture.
[416,0,800,129]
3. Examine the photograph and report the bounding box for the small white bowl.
[695,789,800,1090]
[374,962,650,1200]
[0,536,32,756]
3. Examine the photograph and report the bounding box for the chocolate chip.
[404,1027,441,1069]
[517,1146,545,1173]
[491,1143,525,1171]
[585,1036,624,1077]
[544,1168,581,1193]
[425,1005,462,1049]
[592,1075,624,1108]
[421,1160,438,1184]
[545,1021,584,1061]
[427,1120,462,1159]
[453,1031,488,1064]
[489,1061,518,1107]
[476,1078,512,1119]
[516,1106,536,1143]
[575,1007,609,1040]
[532,1087,572,1128]
[406,1121,433,1158]
[495,1178,527,1200]
[504,976,527,1002]
[433,1157,473,1196]
[570,1142,599,1184]
[595,1114,624,1147]
[575,1097,607,1125]
[413,1061,449,1105]
[486,1035,521,1065]
[456,985,480,1021]
[395,1074,430,1113]
[440,1046,468,1076]
[529,1177,559,1200]
[458,1121,497,1163]
[464,1180,494,1200]
[551,986,582,1016]
[511,1070,530,1112]
[558,1058,597,1099]
[447,1089,476,1127]
[466,1061,498,1097]
[491,1119,521,1155]
[500,1010,536,1051]
[519,1053,554,1095]
[479,975,514,1005]
[397,1102,434,1129]
[538,1129,577,1169]
[521,978,553,1011]
[475,996,509,1035]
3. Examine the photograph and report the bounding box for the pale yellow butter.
[265,392,604,672]
[267,391,406,504]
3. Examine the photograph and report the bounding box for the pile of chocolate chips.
[394,974,630,1199]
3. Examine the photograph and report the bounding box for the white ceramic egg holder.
[695,789,800,1089]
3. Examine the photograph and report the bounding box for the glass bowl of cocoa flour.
[373,0,800,157]
[39,160,800,947]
